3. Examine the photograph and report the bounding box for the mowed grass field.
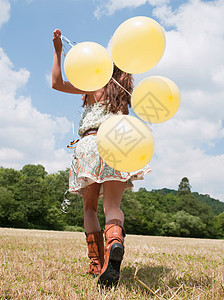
[0,228,224,300]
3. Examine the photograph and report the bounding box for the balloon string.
[111,77,132,97]
[61,35,78,57]
[93,94,98,103]
[61,35,78,47]
[60,36,132,99]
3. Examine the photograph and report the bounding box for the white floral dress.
[69,101,152,197]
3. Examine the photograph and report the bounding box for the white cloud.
[149,1,224,86]
[0,47,71,173]
[149,143,224,200]
[0,48,30,97]
[0,0,10,28]
[212,65,224,86]
[94,0,170,19]
[153,0,224,32]
[133,115,224,201]
[94,0,147,19]
[148,0,169,6]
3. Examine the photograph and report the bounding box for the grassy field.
[0,228,224,299]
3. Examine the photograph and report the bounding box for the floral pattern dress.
[69,101,152,197]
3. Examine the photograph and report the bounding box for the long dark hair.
[82,64,134,114]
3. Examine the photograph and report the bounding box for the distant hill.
[151,188,224,215]
[191,192,224,215]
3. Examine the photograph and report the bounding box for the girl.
[52,29,151,287]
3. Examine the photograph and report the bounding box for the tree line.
[0,165,224,238]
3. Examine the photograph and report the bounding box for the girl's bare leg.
[82,183,101,233]
[102,181,126,226]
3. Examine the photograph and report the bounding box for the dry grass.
[0,228,224,299]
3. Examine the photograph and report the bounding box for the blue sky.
[0,0,224,201]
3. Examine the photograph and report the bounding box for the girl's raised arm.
[52,29,90,95]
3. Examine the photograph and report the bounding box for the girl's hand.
[53,29,62,53]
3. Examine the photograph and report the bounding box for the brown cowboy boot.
[98,220,125,287]
[86,231,104,277]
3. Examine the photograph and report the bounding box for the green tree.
[0,167,21,189]
[214,211,224,238]
[0,164,222,237]
[44,170,69,206]
[176,193,215,237]
[0,187,27,228]
[14,165,49,228]
[63,193,84,229]
[177,177,191,196]
[192,192,224,215]
[45,206,66,230]
[21,164,47,179]
[163,211,206,237]
[121,190,148,234]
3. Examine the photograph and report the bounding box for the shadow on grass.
[120,264,212,297]
[120,265,171,292]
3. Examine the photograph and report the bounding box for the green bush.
[64,225,85,232]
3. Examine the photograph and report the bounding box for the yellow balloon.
[97,115,154,172]
[131,76,181,123]
[64,42,113,91]
[111,16,166,74]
